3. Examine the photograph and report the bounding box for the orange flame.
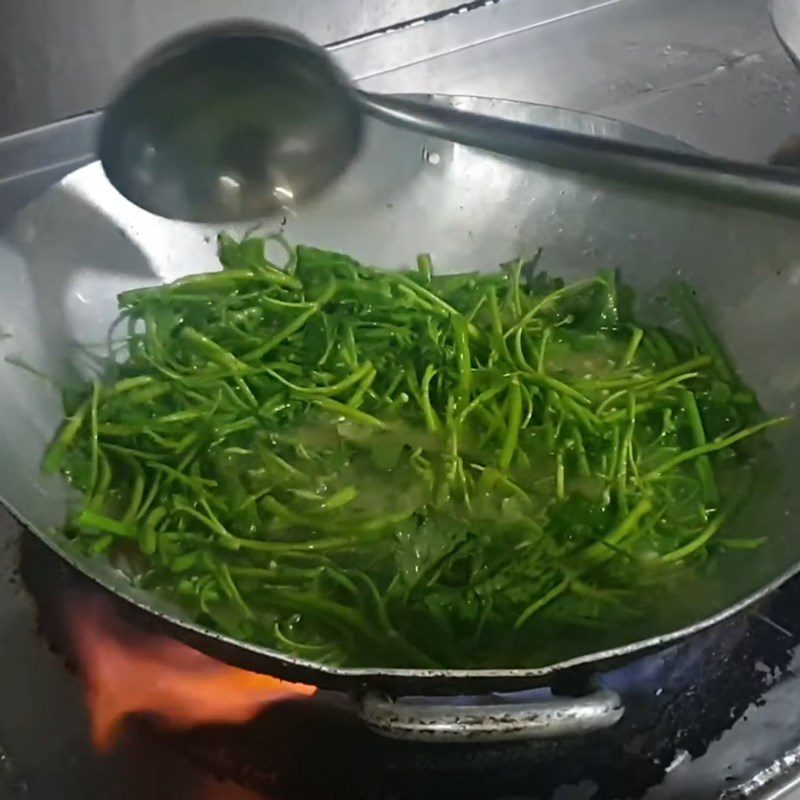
[67,597,316,750]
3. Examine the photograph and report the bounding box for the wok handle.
[356,686,624,743]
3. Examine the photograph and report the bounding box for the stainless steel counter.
[342,0,800,161]
[0,0,460,135]
[3,0,800,162]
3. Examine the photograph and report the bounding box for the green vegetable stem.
[44,234,788,669]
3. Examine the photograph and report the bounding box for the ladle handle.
[356,686,623,743]
[357,91,800,218]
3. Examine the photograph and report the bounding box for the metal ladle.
[100,20,800,223]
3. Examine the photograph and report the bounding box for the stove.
[4,1,800,797]
[5,511,800,800]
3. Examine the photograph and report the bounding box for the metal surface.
[642,628,800,800]
[2,97,800,699]
[0,0,463,136]
[773,0,800,70]
[357,687,624,742]
[4,0,799,162]
[347,0,800,162]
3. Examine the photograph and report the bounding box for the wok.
[0,97,798,742]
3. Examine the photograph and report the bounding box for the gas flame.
[67,597,316,750]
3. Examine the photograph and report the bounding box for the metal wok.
[1,97,798,742]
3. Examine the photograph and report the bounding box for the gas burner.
[18,532,800,800]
